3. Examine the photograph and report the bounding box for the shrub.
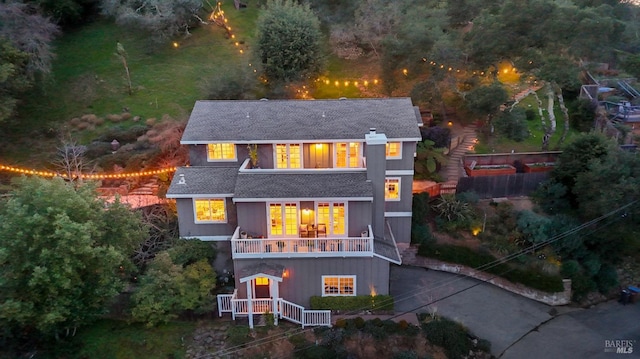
[85,141,113,159]
[417,243,564,292]
[412,192,430,225]
[309,295,394,311]
[422,317,471,359]
[525,108,536,121]
[411,223,435,246]
[96,124,150,143]
[227,325,251,346]
[393,351,419,359]
[81,114,98,122]
[594,264,618,294]
[494,108,529,142]
[146,117,157,126]
[121,112,132,121]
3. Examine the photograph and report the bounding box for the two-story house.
[167,98,422,328]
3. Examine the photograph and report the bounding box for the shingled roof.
[182,98,422,143]
[166,167,238,198]
[233,172,373,200]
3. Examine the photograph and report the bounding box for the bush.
[412,192,430,225]
[422,317,471,359]
[227,325,251,346]
[525,108,536,121]
[411,223,435,246]
[420,126,451,148]
[96,124,150,143]
[494,108,529,142]
[309,295,394,311]
[418,243,564,292]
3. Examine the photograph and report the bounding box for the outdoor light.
[172,42,179,48]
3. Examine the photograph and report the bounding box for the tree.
[100,0,202,43]
[131,243,216,326]
[256,0,323,83]
[29,0,99,26]
[0,177,147,339]
[493,107,529,142]
[465,81,508,124]
[0,1,60,79]
[0,39,31,123]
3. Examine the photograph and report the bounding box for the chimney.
[365,128,387,241]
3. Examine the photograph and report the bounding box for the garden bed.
[465,164,516,177]
[523,162,556,173]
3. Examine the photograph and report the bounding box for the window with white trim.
[316,202,346,236]
[322,275,356,296]
[194,198,227,222]
[269,202,298,236]
[207,143,236,161]
[385,178,401,201]
[275,144,301,168]
[335,142,361,168]
[386,142,402,159]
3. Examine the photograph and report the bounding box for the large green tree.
[0,39,31,124]
[256,0,323,83]
[100,0,202,43]
[0,177,147,339]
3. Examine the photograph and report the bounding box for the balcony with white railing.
[230,226,374,259]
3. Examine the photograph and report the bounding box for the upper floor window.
[386,142,402,159]
[207,143,236,161]
[385,178,401,201]
[335,142,361,168]
[194,198,226,223]
[322,275,356,296]
[275,144,301,169]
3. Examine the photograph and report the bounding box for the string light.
[0,164,177,180]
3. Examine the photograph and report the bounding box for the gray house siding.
[236,202,268,237]
[384,175,414,212]
[213,241,234,276]
[387,217,411,244]
[233,257,390,307]
[347,201,372,237]
[175,198,237,237]
[187,145,242,167]
[385,142,416,171]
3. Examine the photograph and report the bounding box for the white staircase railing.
[217,289,237,317]
[279,298,331,328]
[219,291,331,328]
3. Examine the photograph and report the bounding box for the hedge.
[418,243,564,293]
[310,295,394,311]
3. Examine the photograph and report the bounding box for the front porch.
[217,289,332,328]
[231,226,374,259]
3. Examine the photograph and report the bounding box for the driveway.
[390,266,640,358]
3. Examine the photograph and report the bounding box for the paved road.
[390,266,640,358]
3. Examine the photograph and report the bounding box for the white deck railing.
[231,225,374,259]
[218,294,331,328]
[217,289,237,317]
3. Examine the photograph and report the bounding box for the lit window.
[322,275,355,296]
[194,199,226,222]
[386,142,401,159]
[385,178,400,201]
[275,144,301,168]
[207,143,236,161]
[317,202,346,236]
[269,203,298,236]
[255,277,269,285]
[335,142,361,168]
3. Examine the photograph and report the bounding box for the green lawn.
[474,88,580,153]
[5,3,260,162]
[72,319,196,359]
